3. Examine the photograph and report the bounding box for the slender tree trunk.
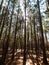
[0,1,10,65]
[11,3,20,62]
[36,27,40,55]
[27,27,29,53]
[11,20,17,62]
[10,3,19,63]
[0,0,15,65]
[20,22,22,52]
[11,25,17,61]
[33,17,39,65]
[0,0,10,38]
[0,14,9,65]
[0,14,6,38]
[37,0,48,64]
[31,23,33,53]
[23,0,26,65]
[0,28,7,62]
[0,0,4,25]
[0,8,5,26]
[45,30,48,50]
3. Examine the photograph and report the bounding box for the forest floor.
[0,48,49,65]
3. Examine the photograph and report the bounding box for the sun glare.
[26,62,30,65]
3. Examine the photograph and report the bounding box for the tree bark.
[23,0,26,65]
[0,0,10,38]
[33,17,39,65]
[37,0,48,64]
[0,0,15,64]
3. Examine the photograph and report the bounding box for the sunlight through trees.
[0,0,49,65]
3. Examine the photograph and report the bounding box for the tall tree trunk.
[0,0,10,38]
[23,0,26,65]
[0,0,15,65]
[11,3,20,62]
[11,18,17,62]
[36,26,40,55]
[0,0,4,25]
[11,25,17,61]
[31,23,33,52]
[20,21,22,52]
[0,8,5,26]
[0,28,7,62]
[0,1,10,65]
[45,30,48,50]
[27,27,29,53]
[33,17,39,65]
[37,0,48,64]
[0,14,6,38]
